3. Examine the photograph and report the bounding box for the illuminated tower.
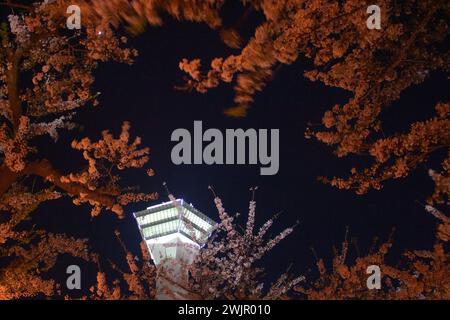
[133,194,215,299]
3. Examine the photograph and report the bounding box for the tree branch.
[0,2,33,11]
[6,48,23,131]
[0,163,21,197]
[24,159,117,208]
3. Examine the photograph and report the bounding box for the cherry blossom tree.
[186,187,304,299]
[0,0,156,298]
[88,236,156,300]
[174,0,449,198]
[297,206,450,300]
[0,1,302,299]
[1,0,448,300]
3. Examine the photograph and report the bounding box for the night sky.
[26,4,449,290]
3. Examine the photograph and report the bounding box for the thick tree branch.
[0,163,21,197]
[0,2,33,11]
[24,159,117,208]
[0,159,119,209]
[6,48,23,131]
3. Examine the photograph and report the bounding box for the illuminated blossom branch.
[174,0,449,200]
[187,186,303,299]
[297,214,450,300]
[0,0,155,298]
[89,233,156,300]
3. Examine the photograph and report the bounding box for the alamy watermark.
[171,121,279,175]
[66,265,81,290]
[62,3,381,31]
[366,5,381,30]
[366,265,381,290]
[66,5,81,30]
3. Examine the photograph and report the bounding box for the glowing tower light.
[133,186,215,299]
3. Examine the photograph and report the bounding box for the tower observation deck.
[133,198,216,299]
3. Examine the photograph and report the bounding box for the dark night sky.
[25,6,449,289]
